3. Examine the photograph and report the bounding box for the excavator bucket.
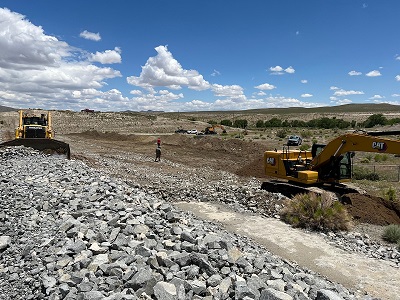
[0,138,70,159]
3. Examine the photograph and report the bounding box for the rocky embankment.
[79,147,400,268]
[0,147,379,300]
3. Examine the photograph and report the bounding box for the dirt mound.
[236,157,265,178]
[69,130,156,144]
[342,193,400,225]
[70,130,132,141]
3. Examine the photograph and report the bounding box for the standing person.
[155,144,161,162]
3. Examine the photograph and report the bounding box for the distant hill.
[0,105,16,112]
[242,103,400,114]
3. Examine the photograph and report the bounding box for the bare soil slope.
[69,130,400,226]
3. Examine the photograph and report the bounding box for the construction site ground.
[65,130,400,227]
[55,130,400,299]
[1,109,400,298]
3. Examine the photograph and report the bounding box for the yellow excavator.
[0,110,70,159]
[204,124,226,134]
[262,130,400,197]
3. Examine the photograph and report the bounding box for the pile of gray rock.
[0,147,372,299]
[90,151,400,267]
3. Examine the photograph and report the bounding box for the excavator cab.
[311,143,352,181]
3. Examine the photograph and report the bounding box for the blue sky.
[1,1,400,112]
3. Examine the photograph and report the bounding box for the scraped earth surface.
[2,110,400,299]
[65,131,400,228]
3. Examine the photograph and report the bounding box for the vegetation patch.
[280,192,353,231]
[352,166,380,181]
[382,224,400,244]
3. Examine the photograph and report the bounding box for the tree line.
[210,114,399,129]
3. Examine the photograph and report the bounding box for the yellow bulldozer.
[0,110,70,159]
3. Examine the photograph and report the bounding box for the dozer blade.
[0,138,70,159]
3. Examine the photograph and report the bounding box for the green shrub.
[276,129,287,139]
[301,130,312,139]
[374,154,388,162]
[384,187,397,202]
[382,224,400,243]
[353,166,380,181]
[280,192,353,231]
[360,157,370,164]
[221,119,232,126]
[299,144,310,151]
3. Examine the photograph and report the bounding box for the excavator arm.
[310,131,400,170]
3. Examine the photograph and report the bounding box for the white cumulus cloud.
[369,95,384,100]
[255,83,276,90]
[80,30,101,41]
[269,65,295,75]
[301,93,313,98]
[269,66,283,72]
[89,47,122,64]
[212,84,245,98]
[127,45,210,91]
[0,8,123,111]
[333,89,364,96]
[348,70,362,76]
[301,80,308,84]
[285,66,295,74]
[366,70,382,77]
[396,75,400,81]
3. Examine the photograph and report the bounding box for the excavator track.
[261,180,363,200]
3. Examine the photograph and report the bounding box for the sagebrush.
[280,192,353,231]
[382,224,400,244]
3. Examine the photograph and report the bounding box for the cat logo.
[372,141,387,151]
[266,157,276,166]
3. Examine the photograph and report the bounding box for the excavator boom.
[310,131,400,170]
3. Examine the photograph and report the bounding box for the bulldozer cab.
[23,114,47,126]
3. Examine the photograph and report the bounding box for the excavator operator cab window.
[339,152,352,179]
[311,143,326,158]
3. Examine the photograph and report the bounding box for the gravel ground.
[0,146,381,300]
[1,110,400,299]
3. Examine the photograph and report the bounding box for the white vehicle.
[187,129,198,134]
